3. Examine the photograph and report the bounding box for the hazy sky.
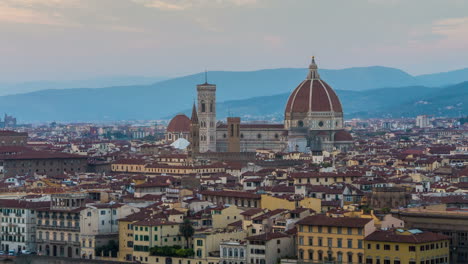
[1,0,468,82]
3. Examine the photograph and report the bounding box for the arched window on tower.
[210,101,213,112]
[201,101,206,112]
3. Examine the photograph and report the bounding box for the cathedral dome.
[284,57,344,131]
[285,57,342,115]
[167,114,190,133]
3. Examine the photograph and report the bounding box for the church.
[166,57,353,153]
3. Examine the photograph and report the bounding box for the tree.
[179,218,195,248]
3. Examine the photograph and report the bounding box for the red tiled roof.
[285,79,342,114]
[2,150,86,160]
[0,131,27,136]
[365,230,450,243]
[334,130,353,142]
[167,114,190,133]
[200,190,261,199]
[296,215,372,227]
[246,232,289,241]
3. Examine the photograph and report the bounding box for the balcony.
[36,224,79,232]
[36,239,80,246]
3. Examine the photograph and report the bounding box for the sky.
[1,0,468,82]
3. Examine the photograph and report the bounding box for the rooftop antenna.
[204,68,208,84]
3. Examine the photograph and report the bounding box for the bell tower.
[189,102,200,156]
[197,74,217,153]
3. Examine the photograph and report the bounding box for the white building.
[80,203,140,259]
[245,232,294,264]
[0,200,49,253]
[219,240,247,264]
[416,115,431,128]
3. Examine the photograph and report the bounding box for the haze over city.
[0,2,467,264]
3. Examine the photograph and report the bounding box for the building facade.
[364,229,450,264]
[0,130,27,146]
[2,151,88,177]
[182,58,353,154]
[0,200,48,253]
[296,215,375,263]
[36,193,87,258]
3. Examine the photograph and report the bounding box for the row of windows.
[12,167,81,173]
[297,177,355,184]
[299,236,363,249]
[133,245,149,252]
[0,209,26,215]
[365,257,448,264]
[1,235,25,242]
[38,231,79,242]
[8,160,80,167]
[299,250,362,263]
[200,121,214,128]
[134,235,180,242]
[1,217,25,224]
[299,225,363,235]
[132,225,178,231]
[37,220,79,228]
[1,226,25,233]
[368,242,448,251]
[86,210,116,216]
[222,133,280,140]
[221,247,245,258]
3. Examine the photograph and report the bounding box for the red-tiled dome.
[334,130,353,141]
[167,114,190,133]
[285,79,342,114]
[285,57,343,116]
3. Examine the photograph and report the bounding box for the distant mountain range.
[213,82,467,120]
[0,76,167,96]
[0,66,467,123]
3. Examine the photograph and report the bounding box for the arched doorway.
[45,245,50,256]
[53,245,57,256]
[68,247,72,257]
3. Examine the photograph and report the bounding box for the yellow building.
[364,229,450,264]
[111,160,226,176]
[118,216,135,261]
[111,159,147,173]
[212,205,244,230]
[261,195,321,212]
[292,172,361,186]
[132,219,184,263]
[296,215,375,263]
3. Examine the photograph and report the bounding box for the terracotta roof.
[0,200,49,209]
[2,150,86,160]
[296,215,372,227]
[134,218,178,226]
[240,208,264,216]
[246,232,289,241]
[200,190,261,199]
[365,230,450,243]
[167,114,190,133]
[0,131,27,136]
[285,79,342,114]
[334,130,353,142]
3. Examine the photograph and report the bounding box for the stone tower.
[227,117,241,152]
[189,102,200,156]
[197,80,217,153]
